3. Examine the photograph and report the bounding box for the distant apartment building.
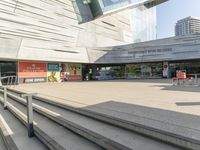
[175,16,200,36]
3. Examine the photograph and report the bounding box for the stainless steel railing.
[0,76,18,86]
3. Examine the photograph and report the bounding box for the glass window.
[102,0,127,7]
[169,61,200,78]
[126,62,162,78]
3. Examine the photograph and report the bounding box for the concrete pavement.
[12,79,200,116]
[6,79,200,149]
[5,87,183,150]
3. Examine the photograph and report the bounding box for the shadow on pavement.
[96,79,171,83]
[176,102,200,106]
[151,84,200,93]
[83,101,200,127]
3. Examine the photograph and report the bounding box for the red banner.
[18,61,47,83]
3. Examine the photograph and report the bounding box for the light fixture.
[82,0,91,4]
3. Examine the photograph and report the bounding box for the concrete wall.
[0,0,133,63]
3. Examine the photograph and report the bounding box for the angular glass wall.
[89,0,168,17]
[72,0,94,23]
[72,0,168,22]
[90,0,146,17]
[132,5,157,43]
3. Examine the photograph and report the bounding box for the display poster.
[68,63,82,81]
[162,62,169,78]
[18,61,47,83]
[60,63,69,82]
[47,63,60,82]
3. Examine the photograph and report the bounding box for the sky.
[156,0,200,39]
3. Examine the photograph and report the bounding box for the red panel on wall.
[18,61,47,83]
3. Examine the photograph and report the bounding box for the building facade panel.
[0,0,134,63]
[87,34,200,64]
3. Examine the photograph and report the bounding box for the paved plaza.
[11,79,200,116]
[6,79,200,149]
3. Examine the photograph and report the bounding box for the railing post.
[21,93,37,138]
[7,77,10,85]
[10,76,13,85]
[195,74,198,85]
[3,87,7,109]
[14,76,18,85]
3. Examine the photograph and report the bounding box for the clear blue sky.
[157,0,200,39]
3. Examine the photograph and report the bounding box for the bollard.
[21,93,37,138]
[3,87,7,109]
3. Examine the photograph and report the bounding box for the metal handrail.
[0,76,18,86]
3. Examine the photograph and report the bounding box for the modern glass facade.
[2,60,198,83]
[89,0,157,43]
[102,0,128,7]
[101,0,141,11]
[0,62,17,78]
[90,0,142,17]
[82,60,200,80]
[89,0,167,17]
[125,63,163,78]
[132,5,157,42]
[169,61,200,78]
[82,65,125,80]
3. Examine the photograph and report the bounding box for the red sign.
[177,71,186,79]
[18,62,47,83]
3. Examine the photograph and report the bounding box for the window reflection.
[125,63,163,78]
[102,0,128,7]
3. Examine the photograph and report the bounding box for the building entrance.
[82,64,125,80]
[169,61,200,78]
[125,62,163,78]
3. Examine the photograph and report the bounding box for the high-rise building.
[175,16,200,36]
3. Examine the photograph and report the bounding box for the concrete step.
[0,94,103,150]
[0,132,7,150]
[0,104,48,150]
[3,89,182,150]
[6,87,200,150]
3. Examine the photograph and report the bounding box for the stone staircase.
[0,87,193,150]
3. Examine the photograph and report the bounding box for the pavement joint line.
[5,87,200,150]
[0,96,66,150]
